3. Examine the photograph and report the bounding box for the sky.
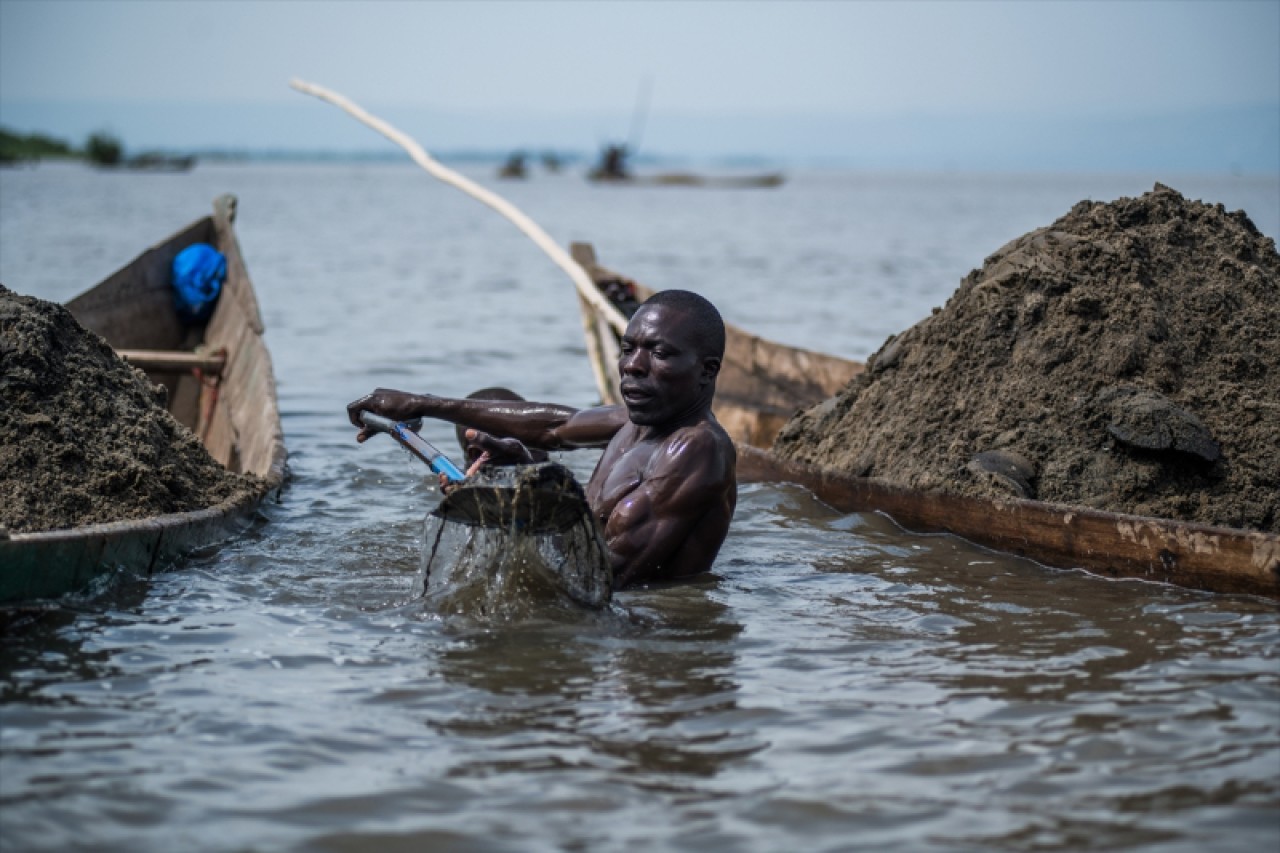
[1,0,1278,172]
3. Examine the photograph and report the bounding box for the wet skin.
[348,304,737,587]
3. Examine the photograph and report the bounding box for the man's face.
[617,305,716,426]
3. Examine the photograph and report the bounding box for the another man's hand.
[438,430,535,495]
[462,429,535,466]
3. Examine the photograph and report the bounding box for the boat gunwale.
[2,471,279,545]
[739,446,1280,601]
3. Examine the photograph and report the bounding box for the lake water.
[1,161,1278,852]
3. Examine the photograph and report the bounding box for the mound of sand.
[775,184,1279,532]
[0,285,260,534]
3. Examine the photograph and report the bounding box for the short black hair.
[640,289,725,360]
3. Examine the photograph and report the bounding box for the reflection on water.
[1,163,1277,852]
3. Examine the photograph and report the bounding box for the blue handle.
[430,455,466,482]
[359,411,466,482]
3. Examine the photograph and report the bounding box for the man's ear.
[701,355,722,382]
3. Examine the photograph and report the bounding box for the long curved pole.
[627,76,653,154]
[289,78,629,340]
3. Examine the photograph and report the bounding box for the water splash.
[418,462,612,618]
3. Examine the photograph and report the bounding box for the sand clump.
[775,184,1280,533]
[0,284,260,534]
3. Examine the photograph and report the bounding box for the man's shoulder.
[658,417,736,472]
[666,414,731,444]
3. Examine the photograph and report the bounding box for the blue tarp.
[171,243,226,324]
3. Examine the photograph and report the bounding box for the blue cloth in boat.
[171,243,226,324]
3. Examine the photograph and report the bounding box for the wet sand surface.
[778,185,1280,531]
[0,286,258,534]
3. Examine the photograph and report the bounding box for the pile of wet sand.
[0,285,260,534]
[775,185,1279,532]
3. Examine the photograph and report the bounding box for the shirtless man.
[346,290,737,588]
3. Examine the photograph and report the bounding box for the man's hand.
[346,388,434,442]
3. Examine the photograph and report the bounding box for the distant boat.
[124,153,197,172]
[88,154,198,173]
[593,171,785,189]
[83,132,196,172]
[586,143,783,188]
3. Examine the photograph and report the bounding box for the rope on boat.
[289,78,630,344]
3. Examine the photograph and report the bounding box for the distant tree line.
[0,128,78,162]
[1,127,194,170]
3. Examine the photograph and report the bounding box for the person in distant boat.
[497,151,526,180]
[590,143,631,181]
[347,290,737,588]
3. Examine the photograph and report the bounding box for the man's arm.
[604,429,736,587]
[347,388,626,450]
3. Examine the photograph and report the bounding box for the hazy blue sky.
[2,0,1277,171]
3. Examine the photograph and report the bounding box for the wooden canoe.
[0,194,287,608]
[570,243,1280,600]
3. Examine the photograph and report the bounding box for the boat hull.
[0,195,285,608]
[0,493,265,604]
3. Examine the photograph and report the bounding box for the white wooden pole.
[289,78,630,337]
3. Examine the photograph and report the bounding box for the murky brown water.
[2,162,1277,851]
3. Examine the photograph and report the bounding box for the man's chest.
[586,434,661,511]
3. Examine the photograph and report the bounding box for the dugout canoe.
[570,243,1280,600]
[0,194,286,608]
